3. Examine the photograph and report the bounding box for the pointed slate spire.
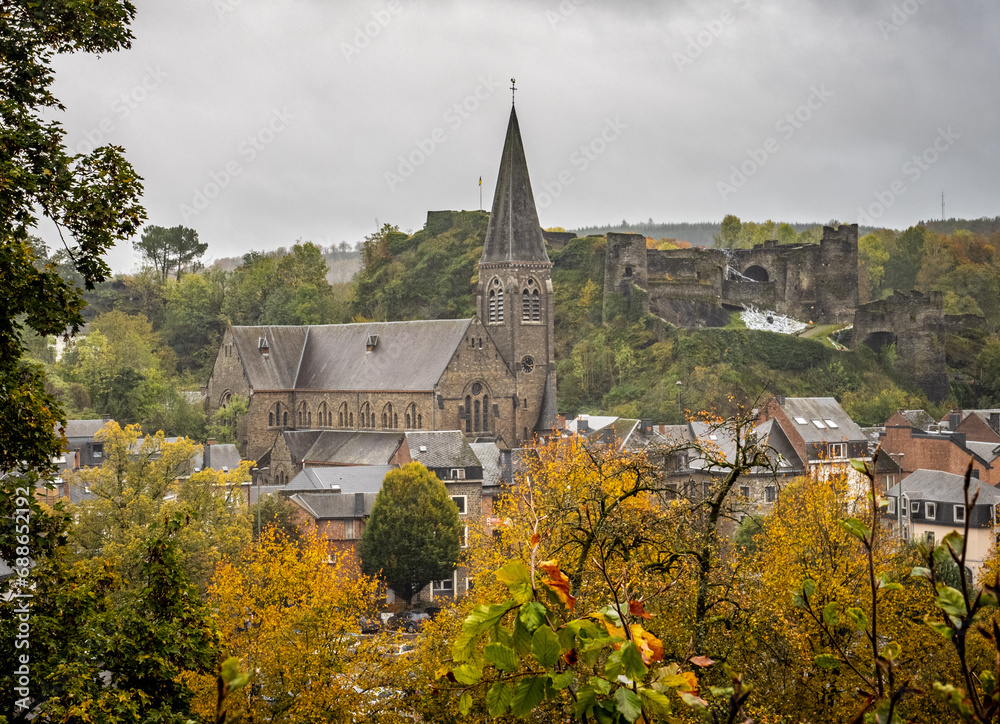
[480,106,550,264]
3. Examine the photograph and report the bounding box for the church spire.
[480,105,549,264]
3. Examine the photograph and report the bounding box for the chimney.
[990,412,1000,433]
[331,485,342,493]
[642,419,652,435]
[354,492,366,517]
[556,413,567,430]
[206,438,216,446]
[949,412,961,430]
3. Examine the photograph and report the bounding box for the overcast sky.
[42,0,1000,272]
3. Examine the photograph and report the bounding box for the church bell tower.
[477,100,557,442]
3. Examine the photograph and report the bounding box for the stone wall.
[852,290,948,401]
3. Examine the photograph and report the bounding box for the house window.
[925,502,937,520]
[887,497,896,514]
[885,475,895,487]
[433,577,455,594]
[765,486,777,503]
[92,444,104,460]
[451,468,466,480]
[460,526,468,548]
[739,486,750,499]
[702,481,711,497]
[955,505,966,523]
[451,495,467,514]
[828,443,847,459]
[901,496,909,517]
[911,501,919,514]
[344,520,356,540]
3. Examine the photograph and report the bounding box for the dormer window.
[258,336,269,356]
[366,333,378,352]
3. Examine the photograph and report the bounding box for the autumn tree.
[66,421,252,589]
[360,462,462,607]
[187,527,393,723]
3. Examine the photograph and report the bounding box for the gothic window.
[382,403,395,429]
[361,403,373,429]
[405,403,418,429]
[488,278,504,324]
[474,399,481,432]
[488,290,496,323]
[465,395,472,433]
[339,403,348,428]
[497,287,504,322]
[269,412,274,426]
[483,395,490,432]
[522,288,530,321]
[417,414,422,429]
[283,411,288,426]
[532,289,540,321]
[349,412,354,427]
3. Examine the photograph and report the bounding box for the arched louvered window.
[532,289,540,321]
[496,287,504,322]
[488,290,497,324]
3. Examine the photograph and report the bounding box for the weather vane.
[511,78,516,105]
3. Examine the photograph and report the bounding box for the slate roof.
[966,441,1000,463]
[886,469,1000,505]
[779,397,866,444]
[480,106,550,264]
[230,320,472,392]
[290,491,378,520]
[283,466,394,495]
[470,442,504,488]
[248,484,285,504]
[194,443,242,472]
[281,430,406,466]
[688,420,802,475]
[406,430,480,469]
[897,409,938,431]
[61,419,107,440]
[589,418,640,449]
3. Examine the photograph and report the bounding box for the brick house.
[206,106,558,478]
[879,419,1000,487]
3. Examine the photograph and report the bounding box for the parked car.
[423,606,442,620]
[387,611,430,632]
[359,615,382,634]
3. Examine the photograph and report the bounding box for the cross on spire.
[510,78,516,105]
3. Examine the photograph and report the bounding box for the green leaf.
[839,517,871,543]
[485,642,519,672]
[878,573,903,592]
[790,590,807,609]
[822,601,838,627]
[814,653,840,669]
[620,641,649,681]
[589,676,612,695]
[512,615,532,656]
[850,458,870,475]
[847,607,869,632]
[496,560,532,587]
[614,688,643,723]
[458,691,473,716]
[453,603,513,662]
[942,530,964,556]
[925,616,955,639]
[678,691,708,708]
[575,685,597,720]
[639,687,673,717]
[935,583,967,619]
[604,649,624,680]
[510,676,547,717]
[453,663,482,685]
[550,671,575,690]
[519,602,548,632]
[802,578,816,598]
[486,682,513,717]
[911,566,932,580]
[531,625,561,668]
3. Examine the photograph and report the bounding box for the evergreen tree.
[359,462,461,607]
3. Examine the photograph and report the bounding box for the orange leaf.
[629,624,664,664]
[681,671,698,693]
[689,655,715,668]
[530,533,540,547]
[538,559,577,611]
[629,600,652,619]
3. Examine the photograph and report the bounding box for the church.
[206,104,558,482]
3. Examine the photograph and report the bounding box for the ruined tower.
[476,105,557,440]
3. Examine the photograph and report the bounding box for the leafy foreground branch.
[438,547,750,723]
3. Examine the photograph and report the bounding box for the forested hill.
[350,210,1000,425]
[36,210,1000,440]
